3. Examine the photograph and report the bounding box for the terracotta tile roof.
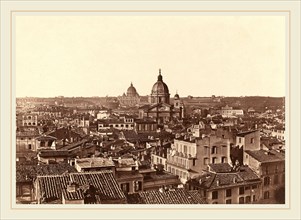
[191,166,261,190]
[16,163,77,182]
[208,163,232,173]
[75,158,115,169]
[39,150,69,158]
[37,171,126,203]
[62,187,84,201]
[129,189,207,204]
[238,166,261,182]
[113,158,136,167]
[58,139,87,151]
[245,149,285,163]
[237,130,258,137]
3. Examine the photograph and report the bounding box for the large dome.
[151,70,169,95]
[149,69,170,105]
[127,82,138,97]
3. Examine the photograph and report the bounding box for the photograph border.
[1,1,300,219]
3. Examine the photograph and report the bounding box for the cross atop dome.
[158,68,163,81]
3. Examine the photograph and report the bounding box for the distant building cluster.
[16,69,285,205]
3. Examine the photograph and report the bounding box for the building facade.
[118,82,140,107]
[139,69,184,124]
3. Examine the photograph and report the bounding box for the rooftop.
[16,163,77,182]
[39,150,69,158]
[75,157,115,169]
[128,188,207,204]
[208,163,232,173]
[37,171,126,203]
[190,165,261,190]
[237,130,258,137]
[245,149,285,163]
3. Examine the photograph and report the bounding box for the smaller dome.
[174,92,180,100]
[127,82,138,97]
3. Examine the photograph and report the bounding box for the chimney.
[67,182,78,193]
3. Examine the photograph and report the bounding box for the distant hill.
[221,96,285,112]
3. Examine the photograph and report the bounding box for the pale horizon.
[16,15,286,98]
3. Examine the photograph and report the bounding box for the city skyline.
[16,15,286,98]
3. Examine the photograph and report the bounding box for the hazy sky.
[16,15,286,97]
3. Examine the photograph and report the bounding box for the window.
[250,138,254,144]
[121,183,130,193]
[264,177,270,186]
[183,145,187,153]
[239,187,245,195]
[265,166,269,175]
[252,185,257,189]
[28,144,32,150]
[264,191,270,199]
[212,191,218,200]
[32,122,36,125]
[226,189,232,197]
[246,196,251,204]
[245,186,250,190]
[239,138,241,143]
[275,165,278,173]
[274,175,279,185]
[226,199,232,204]
[222,157,227,163]
[211,146,217,154]
[204,146,209,154]
[193,159,196,166]
[239,197,244,204]
[40,141,45,147]
[134,181,142,191]
[212,157,217,164]
[253,195,256,202]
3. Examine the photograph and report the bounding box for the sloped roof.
[245,149,285,163]
[75,158,115,169]
[129,189,207,204]
[190,166,261,190]
[16,163,77,182]
[39,150,69,158]
[208,163,232,173]
[237,130,258,137]
[37,171,125,202]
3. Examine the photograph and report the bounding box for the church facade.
[118,82,140,107]
[139,69,184,124]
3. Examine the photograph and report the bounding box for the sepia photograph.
[15,14,286,205]
[1,0,301,220]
